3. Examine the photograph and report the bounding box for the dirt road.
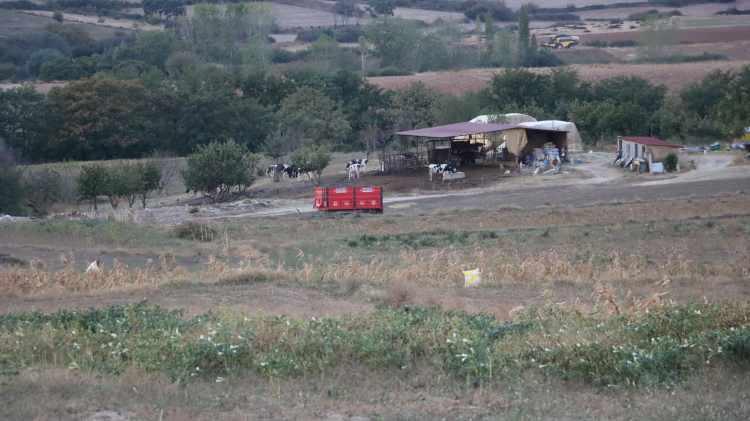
[209,152,750,218]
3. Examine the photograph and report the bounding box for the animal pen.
[388,121,576,173]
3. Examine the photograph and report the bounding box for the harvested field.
[576,0,750,19]
[368,60,750,95]
[581,25,750,44]
[392,7,465,23]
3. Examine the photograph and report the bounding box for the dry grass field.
[368,60,750,95]
[0,9,129,40]
[3,149,750,419]
[2,187,750,419]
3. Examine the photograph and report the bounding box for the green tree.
[488,29,517,67]
[182,140,260,202]
[39,57,84,80]
[26,48,66,77]
[0,160,24,216]
[486,69,548,109]
[717,66,750,138]
[680,70,734,118]
[48,78,152,160]
[365,18,420,71]
[23,168,62,216]
[77,164,109,211]
[368,0,396,16]
[143,0,185,19]
[291,144,331,185]
[0,87,56,162]
[277,87,351,148]
[518,5,530,65]
[391,82,440,130]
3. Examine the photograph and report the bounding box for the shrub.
[0,164,24,215]
[291,145,331,185]
[22,169,62,216]
[663,153,678,172]
[0,62,16,80]
[182,140,260,202]
[173,221,217,242]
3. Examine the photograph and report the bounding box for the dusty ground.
[3,364,749,420]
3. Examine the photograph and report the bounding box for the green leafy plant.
[182,140,260,202]
[664,153,679,172]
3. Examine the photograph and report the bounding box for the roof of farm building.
[396,122,518,139]
[621,136,683,148]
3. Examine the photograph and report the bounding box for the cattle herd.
[265,158,369,182]
[266,163,301,179]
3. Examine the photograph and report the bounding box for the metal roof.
[621,136,682,148]
[396,122,518,139]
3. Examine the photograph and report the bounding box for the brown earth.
[581,25,750,44]
[368,60,750,95]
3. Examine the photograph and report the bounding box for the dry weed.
[386,281,416,309]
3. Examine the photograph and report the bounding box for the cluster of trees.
[0,158,162,215]
[481,5,560,68]
[475,65,750,143]
[0,22,130,80]
[76,161,162,210]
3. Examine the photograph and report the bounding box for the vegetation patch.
[0,302,747,385]
[347,229,499,249]
[173,222,217,242]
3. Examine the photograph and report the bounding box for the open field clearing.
[19,10,161,31]
[576,0,750,19]
[369,60,750,94]
[0,9,128,40]
[581,25,750,44]
[3,151,750,418]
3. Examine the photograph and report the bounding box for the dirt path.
[205,152,750,218]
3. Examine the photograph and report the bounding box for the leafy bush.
[173,222,217,242]
[0,164,24,215]
[291,145,331,185]
[664,153,678,172]
[0,62,16,80]
[628,9,683,20]
[1,302,748,385]
[182,140,260,202]
[367,66,414,77]
[22,169,62,216]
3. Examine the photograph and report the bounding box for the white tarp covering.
[519,120,583,153]
[470,113,537,125]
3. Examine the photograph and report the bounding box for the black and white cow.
[427,163,458,181]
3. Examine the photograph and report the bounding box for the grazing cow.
[346,159,368,172]
[86,259,101,274]
[284,165,299,179]
[348,163,362,180]
[427,163,458,181]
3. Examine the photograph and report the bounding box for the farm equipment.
[541,34,579,49]
[314,186,383,213]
